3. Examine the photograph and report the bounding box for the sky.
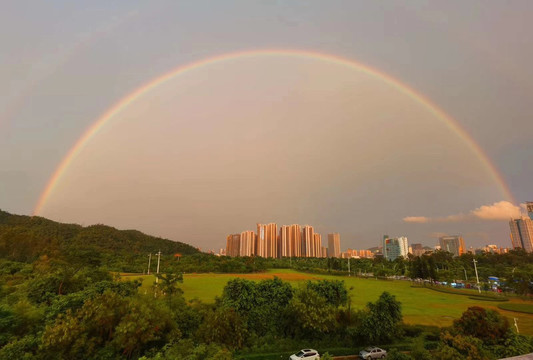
[1,1,532,251]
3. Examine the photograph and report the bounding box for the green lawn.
[498,303,533,315]
[122,269,533,335]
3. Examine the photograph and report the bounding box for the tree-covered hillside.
[0,209,199,270]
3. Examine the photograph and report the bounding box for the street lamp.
[473,259,481,294]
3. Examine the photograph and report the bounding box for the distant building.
[480,244,508,254]
[359,249,374,258]
[226,234,241,257]
[321,246,328,258]
[290,224,302,257]
[313,233,323,257]
[410,243,426,257]
[509,218,533,253]
[256,223,278,258]
[527,201,533,220]
[302,225,315,257]
[328,233,341,258]
[279,225,291,257]
[240,231,256,256]
[439,235,466,257]
[256,224,267,257]
[383,236,409,261]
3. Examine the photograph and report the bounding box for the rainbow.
[33,49,515,215]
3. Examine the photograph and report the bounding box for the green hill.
[0,209,199,266]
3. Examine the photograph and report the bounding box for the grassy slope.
[124,269,533,335]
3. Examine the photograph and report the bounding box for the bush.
[386,348,412,360]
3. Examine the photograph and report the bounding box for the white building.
[383,236,409,261]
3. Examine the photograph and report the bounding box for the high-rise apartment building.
[267,223,278,258]
[509,218,533,253]
[256,224,268,257]
[239,231,256,257]
[384,236,409,260]
[257,223,278,258]
[328,233,341,258]
[439,235,466,257]
[321,246,328,258]
[279,225,291,257]
[313,233,323,257]
[290,224,302,257]
[302,225,315,257]
[226,234,241,257]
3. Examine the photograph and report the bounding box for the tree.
[196,307,247,350]
[220,277,293,336]
[453,306,509,344]
[306,279,348,307]
[358,291,402,343]
[287,286,336,338]
[155,272,184,308]
[221,278,257,314]
[435,331,486,360]
[41,290,177,359]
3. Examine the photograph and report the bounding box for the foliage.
[285,286,337,339]
[358,291,403,343]
[435,331,487,360]
[41,291,177,359]
[196,306,248,350]
[221,277,293,336]
[386,348,412,360]
[0,209,198,271]
[320,352,334,360]
[140,339,232,360]
[155,272,184,308]
[305,279,348,307]
[409,336,433,360]
[436,306,533,359]
[453,306,509,344]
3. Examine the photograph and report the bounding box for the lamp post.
[348,257,351,276]
[473,259,481,294]
[155,250,162,283]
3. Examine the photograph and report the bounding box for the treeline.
[256,250,533,296]
[0,209,198,271]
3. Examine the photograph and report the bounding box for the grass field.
[498,303,533,315]
[122,269,533,336]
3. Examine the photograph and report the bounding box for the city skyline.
[223,220,519,258]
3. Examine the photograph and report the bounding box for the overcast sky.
[1,1,532,251]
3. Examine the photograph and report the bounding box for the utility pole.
[147,253,152,275]
[348,257,351,276]
[155,250,162,283]
[473,259,481,294]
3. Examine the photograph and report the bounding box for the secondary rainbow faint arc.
[33,49,516,215]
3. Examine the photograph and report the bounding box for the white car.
[359,347,387,359]
[290,349,320,360]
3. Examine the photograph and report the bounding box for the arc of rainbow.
[33,49,515,215]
